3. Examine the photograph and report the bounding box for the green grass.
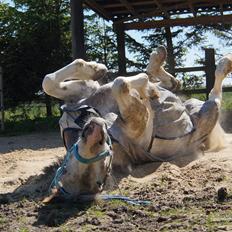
[185,92,232,110]
[222,92,232,110]
[18,228,30,232]
[4,102,60,121]
[1,102,60,136]
[60,226,73,232]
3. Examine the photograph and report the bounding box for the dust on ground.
[1,132,232,231]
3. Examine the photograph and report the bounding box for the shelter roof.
[84,0,232,28]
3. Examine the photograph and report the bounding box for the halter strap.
[72,143,112,164]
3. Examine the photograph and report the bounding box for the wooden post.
[71,0,86,60]
[165,26,175,75]
[114,22,126,75]
[205,48,216,99]
[0,67,4,131]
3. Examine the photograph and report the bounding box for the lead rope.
[49,137,151,206]
[49,148,73,196]
[99,194,151,206]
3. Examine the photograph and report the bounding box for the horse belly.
[149,136,193,158]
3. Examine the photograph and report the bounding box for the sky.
[127,29,231,66]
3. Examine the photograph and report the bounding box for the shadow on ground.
[0,162,96,227]
[0,132,63,154]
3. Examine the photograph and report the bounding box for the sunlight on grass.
[186,92,232,110]
[4,102,60,122]
[18,227,29,232]
[1,102,60,135]
[206,209,232,228]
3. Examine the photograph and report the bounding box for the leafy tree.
[84,10,118,72]
[0,0,71,113]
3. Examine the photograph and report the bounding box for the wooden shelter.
[71,0,232,69]
[70,0,232,96]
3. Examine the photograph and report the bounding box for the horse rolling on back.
[42,47,232,177]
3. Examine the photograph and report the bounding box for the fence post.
[205,48,216,99]
[114,22,127,75]
[0,67,4,131]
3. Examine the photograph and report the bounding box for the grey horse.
[42,47,232,170]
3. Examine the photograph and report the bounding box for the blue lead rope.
[49,148,73,196]
[100,194,151,206]
[49,138,150,206]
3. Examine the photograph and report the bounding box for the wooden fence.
[174,48,232,98]
[123,48,232,98]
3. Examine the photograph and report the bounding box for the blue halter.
[72,143,112,164]
[49,136,112,196]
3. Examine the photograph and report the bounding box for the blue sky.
[127,29,231,66]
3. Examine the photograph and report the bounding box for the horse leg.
[203,54,232,151]
[209,54,232,105]
[42,59,107,100]
[191,54,232,151]
[146,46,181,92]
[121,73,159,99]
[112,76,158,148]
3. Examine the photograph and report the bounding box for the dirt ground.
[1,132,232,231]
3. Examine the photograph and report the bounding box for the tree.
[0,0,71,113]
[84,10,118,72]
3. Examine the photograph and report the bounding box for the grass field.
[183,92,232,111]
[0,102,60,136]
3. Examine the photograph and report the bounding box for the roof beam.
[119,0,138,16]
[104,1,156,8]
[115,0,232,22]
[153,0,169,18]
[124,14,232,30]
[220,3,224,15]
[188,0,197,17]
[85,0,111,20]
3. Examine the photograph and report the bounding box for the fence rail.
[124,48,231,98]
[175,66,206,72]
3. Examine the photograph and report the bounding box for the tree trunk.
[164,26,175,75]
[45,95,52,117]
